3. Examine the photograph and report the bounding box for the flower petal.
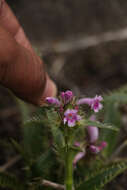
[64,118,67,124]
[76,98,92,106]
[68,120,76,127]
[73,152,85,167]
[46,97,61,106]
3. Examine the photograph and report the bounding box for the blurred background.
[6,0,127,95]
[1,0,127,189]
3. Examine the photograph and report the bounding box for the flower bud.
[61,90,73,104]
[89,145,100,154]
[46,97,61,107]
[98,141,107,151]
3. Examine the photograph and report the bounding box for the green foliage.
[81,119,118,131]
[16,98,31,122]
[99,87,127,157]
[77,160,127,190]
[100,100,121,157]
[46,108,65,151]
[31,149,54,177]
[2,86,127,190]
[0,172,26,190]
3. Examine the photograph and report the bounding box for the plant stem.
[65,127,74,190]
[65,152,73,190]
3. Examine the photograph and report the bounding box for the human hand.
[0,0,57,105]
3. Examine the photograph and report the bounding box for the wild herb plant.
[1,88,127,190]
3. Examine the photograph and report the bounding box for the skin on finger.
[38,75,57,106]
[0,1,57,105]
[0,1,33,52]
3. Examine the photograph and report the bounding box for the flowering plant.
[1,89,127,190]
[45,90,116,190]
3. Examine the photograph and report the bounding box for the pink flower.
[89,141,107,154]
[90,95,103,113]
[46,97,61,107]
[89,145,100,154]
[87,115,99,143]
[99,141,107,151]
[61,90,73,104]
[73,152,85,168]
[76,95,103,113]
[74,141,81,147]
[76,98,92,106]
[64,109,81,127]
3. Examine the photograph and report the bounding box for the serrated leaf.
[81,120,118,131]
[46,109,65,150]
[23,121,47,160]
[31,149,54,177]
[77,160,127,190]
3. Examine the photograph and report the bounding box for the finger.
[0,1,57,105]
[0,1,33,52]
[0,25,56,105]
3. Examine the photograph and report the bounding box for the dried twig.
[37,27,127,54]
[41,179,65,190]
[0,155,21,172]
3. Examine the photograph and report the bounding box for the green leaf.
[77,160,127,190]
[81,120,118,131]
[23,120,47,160]
[100,100,122,157]
[11,139,25,158]
[46,109,65,150]
[16,98,31,123]
[0,172,26,190]
[104,93,127,104]
[32,149,54,177]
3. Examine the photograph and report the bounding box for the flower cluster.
[46,90,107,167]
[46,90,103,127]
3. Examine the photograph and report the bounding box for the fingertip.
[38,77,57,106]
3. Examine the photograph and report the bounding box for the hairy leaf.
[77,160,127,190]
[81,120,118,131]
[32,149,54,177]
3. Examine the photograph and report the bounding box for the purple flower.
[76,95,103,113]
[89,145,100,154]
[46,97,61,107]
[76,98,92,106]
[90,95,103,113]
[64,109,81,127]
[73,152,85,168]
[89,141,107,154]
[99,141,107,151]
[87,115,99,143]
[61,90,73,104]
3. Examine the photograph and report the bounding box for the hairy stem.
[65,152,73,190]
[65,127,74,190]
